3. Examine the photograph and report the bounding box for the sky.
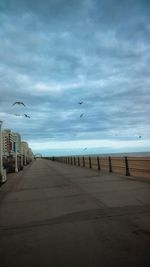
[0,0,150,156]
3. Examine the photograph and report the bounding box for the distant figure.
[12,101,26,106]
[83,148,87,151]
[78,101,83,105]
[139,136,141,139]
[80,113,84,118]
[24,114,30,118]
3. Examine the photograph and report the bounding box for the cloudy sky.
[0,0,150,156]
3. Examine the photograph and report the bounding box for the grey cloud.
[92,0,150,29]
[0,0,150,152]
[0,0,89,25]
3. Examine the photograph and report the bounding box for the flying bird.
[24,114,30,118]
[80,113,84,118]
[78,101,83,105]
[83,148,87,151]
[12,101,26,106]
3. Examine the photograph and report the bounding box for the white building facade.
[2,129,15,157]
[2,129,21,157]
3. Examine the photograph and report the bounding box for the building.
[2,129,21,157]
[13,132,21,156]
[28,148,34,162]
[21,141,29,165]
[2,129,15,157]
[1,129,33,172]
[21,142,33,164]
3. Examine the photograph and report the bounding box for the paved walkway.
[0,159,150,267]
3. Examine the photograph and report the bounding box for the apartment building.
[1,129,33,172]
[2,129,15,157]
[13,132,21,155]
[21,141,29,165]
[28,148,34,161]
[2,129,21,157]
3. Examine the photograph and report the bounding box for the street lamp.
[15,141,18,173]
[0,120,7,183]
[20,145,24,170]
[13,134,18,173]
[0,120,3,180]
[24,148,27,165]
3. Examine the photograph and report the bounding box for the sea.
[84,152,150,157]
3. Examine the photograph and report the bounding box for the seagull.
[24,114,30,118]
[78,101,83,105]
[12,101,26,106]
[80,113,84,118]
[83,148,87,151]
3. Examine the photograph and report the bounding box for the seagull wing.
[19,102,25,106]
[12,101,25,106]
[12,102,17,106]
[80,113,84,117]
[24,114,30,118]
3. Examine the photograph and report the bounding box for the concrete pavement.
[0,159,150,267]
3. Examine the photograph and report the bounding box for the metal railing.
[45,156,150,179]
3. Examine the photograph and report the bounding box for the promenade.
[0,159,150,267]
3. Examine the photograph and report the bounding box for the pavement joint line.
[2,193,91,204]
[11,183,73,192]
[0,205,150,232]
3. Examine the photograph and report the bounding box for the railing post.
[70,157,72,165]
[125,156,130,176]
[89,156,92,168]
[83,156,85,167]
[74,157,76,165]
[109,157,112,172]
[97,156,101,170]
[78,157,80,166]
